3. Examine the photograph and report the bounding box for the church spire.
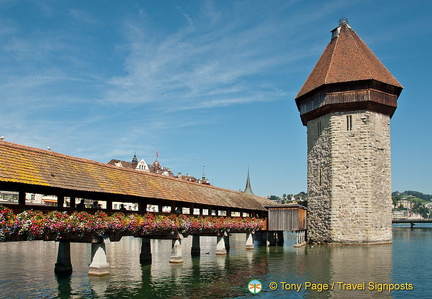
[244,167,254,195]
[132,152,138,164]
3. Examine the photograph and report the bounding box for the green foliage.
[267,192,307,204]
[411,201,429,218]
[267,195,280,201]
[392,191,432,202]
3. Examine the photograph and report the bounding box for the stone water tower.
[295,19,403,244]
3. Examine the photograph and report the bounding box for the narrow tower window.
[317,121,322,135]
[346,115,353,131]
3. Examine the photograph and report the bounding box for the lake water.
[0,225,431,298]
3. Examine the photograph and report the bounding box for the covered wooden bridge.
[0,141,308,275]
[0,141,271,217]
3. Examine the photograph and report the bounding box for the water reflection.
[1,229,431,298]
[88,276,109,297]
[327,245,392,298]
[56,275,72,298]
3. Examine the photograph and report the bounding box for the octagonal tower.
[295,19,403,244]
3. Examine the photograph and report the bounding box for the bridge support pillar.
[224,234,230,252]
[89,242,110,276]
[246,232,254,250]
[54,241,73,276]
[140,237,152,265]
[294,230,307,247]
[169,238,183,263]
[268,232,276,246]
[216,235,227,255]
[254,231,268,246]
[268,231,284,246]
[277,231,284,246]
[191,235,200,257]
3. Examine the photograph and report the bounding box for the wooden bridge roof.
[0,141,271,211]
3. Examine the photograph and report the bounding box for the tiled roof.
[0,141,271,211]
[107,159,137,169]
[296,21,403,99]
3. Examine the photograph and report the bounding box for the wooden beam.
[106,198,113,212]
[18,191,26,206]
[57,194,65,208]
[70,196,76,209]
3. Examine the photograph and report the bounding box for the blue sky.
[1,0,431,197]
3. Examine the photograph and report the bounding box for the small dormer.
[136,159,150,172]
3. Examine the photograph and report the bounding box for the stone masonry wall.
[307,110,392,244]
[307,114,333,243]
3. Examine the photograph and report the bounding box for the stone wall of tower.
[307,114,333,244]
[307,110,392,244]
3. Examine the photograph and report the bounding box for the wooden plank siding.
[266,205,307,231]
[296,79,401,125]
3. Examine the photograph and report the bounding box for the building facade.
[295,20,403,244]
[108,154,210,185]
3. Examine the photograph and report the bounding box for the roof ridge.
[325,31,339,86]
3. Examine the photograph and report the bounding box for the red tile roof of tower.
[296,20,403,99]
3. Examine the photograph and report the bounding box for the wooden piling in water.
[54,241,73,276]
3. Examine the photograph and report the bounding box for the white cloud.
[103,2,302,111]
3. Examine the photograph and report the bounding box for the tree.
[267,195,280,201]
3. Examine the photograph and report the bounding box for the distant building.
[108,153,175,177]
[395,198,414,209]
[108,154,210,185]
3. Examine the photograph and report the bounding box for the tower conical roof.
[296,20,402,99]
[244,168,254,195]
